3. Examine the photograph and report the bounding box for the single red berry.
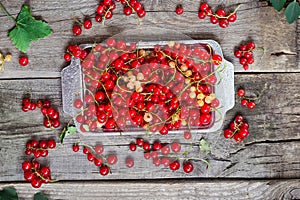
[247,57,254,65]
[239,57,248,65]
[87,153,95,162]
[216,9,226,17]
[235,115,244,123]
[73,99,83,109]
[175,5,184,15]
[64,53,72,61]
[95,144,104,154]
[83,146,89,154]
[143,141,151,151]
[200,3,209,11]
[83,19,92,29]
[22,161,32,171]
[237,89,245,97]
[24,171,35,181]
[95,14,103,22]
[247,101,256,110]
[39,140,48,149]
[244,52,253,59]
[171,142,181,153]
[152,141,162,151]
[123,6,133,16]
[125,158,134,168]
[243,64,249,70]
[136,138,144,147]
[239,45,247,51]
[94,158,103,166]
[107,154,118,165]
[184,131,192,140]
[40,166,51,177]
[234,50,242,58]
[161,145,170,155]
[210,16,218,24]
[198,11,206,19]
[31,178,42,188]
[228,13,237,22]
[72,25,82,36]
[233,132,243,142]
[183,161,194,173]
[144,152,151,160]
[99,165,110,176]
[247,41,256,50]
[73,144,79,152]
[19,56,29,66]
[224,129,233,138]
[129,142,136,151]
[241,99,248,106]
[169,160,180,171]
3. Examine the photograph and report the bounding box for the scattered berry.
[175,5,184,15]
[19,56,29,66]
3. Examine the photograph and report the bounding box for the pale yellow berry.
[129,75,136,82]
[209,93,216,100]
[169,61,176,69]
[144,113,153,122]
[197,100,204,107]
[127,82,134,90]
[134,81,141,89]
[185,78,191,84]
[180,64,188,72]
[127,71,133,77]
[181,119,187,126]
[190,86,196,92]
[185,70,192,77]
[4,54,12,62]
[173,114,180,122]
[122,76,129,82]
[205,96,212,104]
[139,49,146,57]
[168,41,175,47]
[197,93,205,100]
[136,73,144,81]
[0,53,3,60]
[136,86,143,93]
[189,92,196,99]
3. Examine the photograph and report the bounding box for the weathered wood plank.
[0,180,300,200]
[0,73,299,181]
[0,1,298,79]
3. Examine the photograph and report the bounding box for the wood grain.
[0,180,299,200]
[0,73,299,181]
[0,1,298,79]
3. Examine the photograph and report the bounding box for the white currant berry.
[189,92,196,99]
[136,73,144,81]
[197,100,204,107]
[143,113,153,122]
[197,93,205,100]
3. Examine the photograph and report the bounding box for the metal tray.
[61,40,235,135]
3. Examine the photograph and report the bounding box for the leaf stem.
[0,2,16,22]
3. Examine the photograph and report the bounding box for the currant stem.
[0,2,16,22]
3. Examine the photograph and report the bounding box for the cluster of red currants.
[72,143,117,176]
[198,3,238,28]
[223,115,249,142]
[67,38,221,134]
[22,98,61,128]
[25,139,56,158]
[234,41,256,70]
[97,0,146,20]
[129,138,194,173]
[237,88,256,110]
[22,160,52,188]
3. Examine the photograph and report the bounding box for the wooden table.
[0,0,300,199]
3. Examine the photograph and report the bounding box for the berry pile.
[72,143,117,176]
[237,88,256,110]
[22,160,52,188]
[66,38,223,134]
[129,137,206,173]
[25,139,56,158]
[234,41,255,70]
[223,115,249,142]
[198,3,238,28]
[22,98,61,128]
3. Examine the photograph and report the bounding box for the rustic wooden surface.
[0,0,299,199]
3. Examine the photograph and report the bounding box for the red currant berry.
[123,6,132,16]
[243,64,249,70]
[95,14,103,22]
[24,171,35,181]
[22,161,32,171]
[161,145,170,155]
[235,115,244,123]
[247,101,256,110]
[129,142,136,151]
[87,153,95,162]
[241,99,248,106]
[143,141,151,151]
[19,56,29,66]
[95,144,104,154]
[64,53,72,61]
[152,141,162,151]
[237,89,245,97]
[73,144,80,152]
[183,161,194,173]
[200,3,209,11]
[247,41,256,50]
[239,57,247,65]
[31,178,42,188]
[94,158,103,166]
[216,9,226,17]
[224,129,233,138]
[175,5,184,15]
[210,16,218,24]
[247,57,254,65]
[234,50,242,58]
[169,160,180,171]
[171,142,181,153]
[83,146,89,154]
[126,158,134,168]
[184,131,192,140]
[233,132,243,142]
[72,25,82,36]
[228,13,237,22]
[107,154,118,165]
[83,19,92,29]
[136,138,144,147]
[99,165,110,176]
[40,166,51,177]
[198,11,206,19]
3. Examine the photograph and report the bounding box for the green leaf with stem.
[59,125,77,144]
[0,187,18,200]
[270,0,287,11]
[285,0,300,24]
[199,139,211,154]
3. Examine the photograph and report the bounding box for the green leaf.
[270,0,286,11]
[285,1,300,24]
[0,187,18,200]
[8,5,52,52]
[199,139,211,154]
[34,193,48,200]
[66,126,77,135]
